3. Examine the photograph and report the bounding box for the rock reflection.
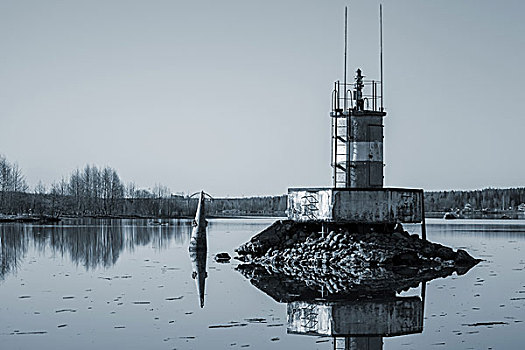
[238,263,474,349]
[0,219,192,280]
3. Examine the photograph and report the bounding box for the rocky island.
[235,220,479,296]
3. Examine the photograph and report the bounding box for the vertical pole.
[421,191,427,241]
[344,6,351,188]
[337,81,340,110]
[334,82,339,187]
[372,81,374,111]
[421,281,427,326]
[331,113,335,187]
[344,6,348,111]
[346,112,350,188]
[380,4,384,111]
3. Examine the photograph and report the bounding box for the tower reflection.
[287,292,424,350]
[237,263,472,349]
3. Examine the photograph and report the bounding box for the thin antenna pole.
[380,4,384,111]
[344,6,348,111]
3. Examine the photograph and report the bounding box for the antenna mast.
[380,4,384,111]
[344,6,348,110]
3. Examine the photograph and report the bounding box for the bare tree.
[11,163,28,193]
[126,181,137,200]
[0,155,29,214]
[0,155,11,211]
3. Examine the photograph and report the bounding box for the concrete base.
[288,187,423,224]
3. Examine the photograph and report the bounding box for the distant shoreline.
[2,212,524,224]
[426,210,525,220]
[0,213,285,223]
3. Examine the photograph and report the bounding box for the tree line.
[2,154,524,218]
[0,155,287,218]
[424,188,525,212]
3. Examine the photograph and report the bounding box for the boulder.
[392,252,420,266]
[393,232,408,241]
[455,249,478,265]
[215,252,231,262]
[436,246,456,260]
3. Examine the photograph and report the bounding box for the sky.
[1,0,524,196]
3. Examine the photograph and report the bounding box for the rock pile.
[235,220,479,269]
[235,220,479,299]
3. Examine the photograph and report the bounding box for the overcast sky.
[1,0,524,196]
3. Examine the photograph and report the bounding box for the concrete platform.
[288,187,423,224]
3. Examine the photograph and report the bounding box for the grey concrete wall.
[333,189,423,223]
[288,188,423,224]
[288,188,333,221]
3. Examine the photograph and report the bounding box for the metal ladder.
[333,113,348,188]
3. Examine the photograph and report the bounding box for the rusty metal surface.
[348,161,384,188]
[349,141,383,162]
[348,112,384,188]
[288,188,423,223]
[349,113,384,142]
[287,297,423,337]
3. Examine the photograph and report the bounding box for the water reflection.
[0,219,192,280]
[288,295,423,349]
[0,225,27,281]
[238,263,474,349]
[189,250,208,308]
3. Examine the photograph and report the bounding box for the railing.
[331,80,383,113]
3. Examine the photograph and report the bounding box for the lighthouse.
[287,6,426,238]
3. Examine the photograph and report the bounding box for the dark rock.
[436,246,456,260]
[393,232,408,241]
[284,239,294,247]
[421,245,435,256]
[455,249,477,266]
[392,252,420,266]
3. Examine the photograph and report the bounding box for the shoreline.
[0,213,285,223]
[1,213,524,225]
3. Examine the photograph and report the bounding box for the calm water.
[0,218,524,349]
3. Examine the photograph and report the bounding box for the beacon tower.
[287,5,426,237]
